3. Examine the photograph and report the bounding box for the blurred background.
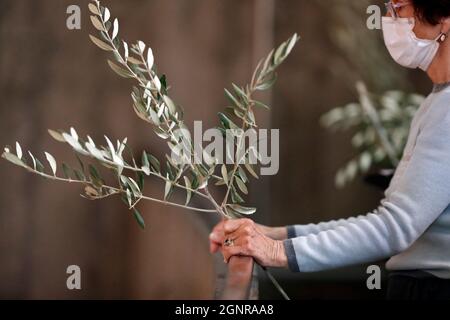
[0,0,432,299]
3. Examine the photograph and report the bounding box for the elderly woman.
[210,0,450,300]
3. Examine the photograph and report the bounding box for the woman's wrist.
[260,225,288,240]
[271,240,288,267]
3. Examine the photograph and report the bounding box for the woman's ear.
[441,17,450,34]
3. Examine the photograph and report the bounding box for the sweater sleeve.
[284,100,450,273]
[286,215,370,238]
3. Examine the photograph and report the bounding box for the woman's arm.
[283,100,450,272]
[285,215,371,238]
[221,96,450,271]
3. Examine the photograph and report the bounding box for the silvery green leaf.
[235,176,248,195]
[63,133,85,154]
[44,152,57,175]
[16,142,22,159]
[87,135,96,146]
[153,128,169,140]
[62,163,71,179]
[221,164,228,185]
[141,151,149,168]
[128,56,142,65]
[137,171,145,190]
[197,177,208,190]
[230,187,244,204]
[70,127,79,140]
[147,47,154,69]
[118,137,127,156]
[144,96,152,112]
[153,76,161,91]
[256,74,277,91]
[73,169,85,181]
[103,7,110,22]
[253,100,270,110]
[149,108,161,125]
[157,103,165,118]
[274,42,287,65]
[123,41,129,61]
[90,15,104,31]
[108,60,133,78]
[261,49,274,74]
[138,41,145,53]
[215,178,226,186]
[88,3,100,15]
[284,33,299,58]
[168,142,182,157]
[89,35,113,51]
[2,152,25,167]
[104,135,115,155]
[148,154,161,173]
[164,179,172,200]
[244,162,258,179]
[85,142,104,160]
[112,18,119,40]
[89,164,104,188]
[238,166,248,183]
[35,157,44,173]
[48,129,65,142]
[232,83,247,102]
[224,89,243,110]
[163,95,176,114]
[227,204,256,215]
[128,177,141,195]
[4,147,10,153]
[126,189,132,206]
[184,176,192,205]
[133,208,146,229]
[28,151,36,169]
[168,121,176,131]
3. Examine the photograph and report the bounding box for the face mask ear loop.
[437,32,448,43]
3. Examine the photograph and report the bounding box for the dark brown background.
[0,0,430,299]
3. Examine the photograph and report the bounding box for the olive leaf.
[44,152,57,175]
[89,35,113,51]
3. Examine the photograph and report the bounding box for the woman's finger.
[210,241,220,253]
[222,245,247,263]
[223,218,250,233]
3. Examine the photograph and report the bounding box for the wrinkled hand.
[210,218,288,268]
[209,219,227,254]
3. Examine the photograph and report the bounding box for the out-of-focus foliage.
[321,83,424,188]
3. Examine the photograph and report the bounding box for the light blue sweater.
[284,85,450,278]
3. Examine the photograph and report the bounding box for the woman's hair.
[411,0,450,25]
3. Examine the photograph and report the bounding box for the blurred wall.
[0,0,431,299]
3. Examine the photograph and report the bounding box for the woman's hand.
[209,220,288,254]
[211,218,288,268]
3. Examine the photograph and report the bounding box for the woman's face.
[389,0,443,40]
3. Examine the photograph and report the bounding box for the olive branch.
[2,0,298,299]
[3,0,298,226]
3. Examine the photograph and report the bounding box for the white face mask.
[382,16,441,71]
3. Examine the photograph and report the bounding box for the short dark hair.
[411,0,450,25]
